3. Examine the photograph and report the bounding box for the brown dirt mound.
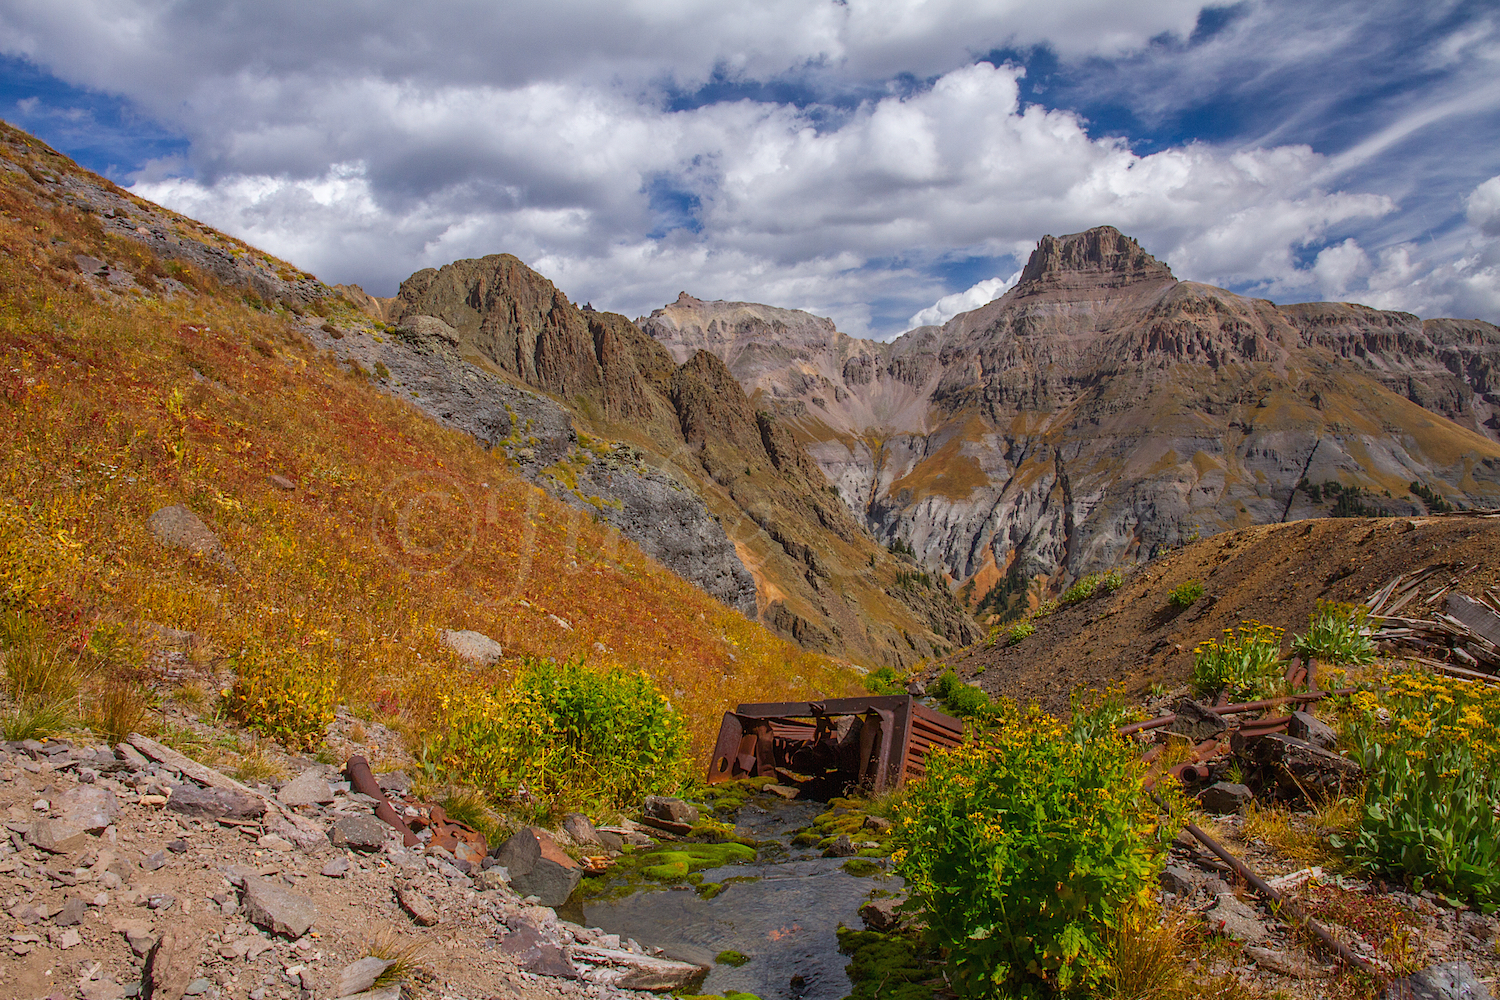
[949,514,1497,715]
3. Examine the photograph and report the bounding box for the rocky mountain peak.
[1014,225,1175,294]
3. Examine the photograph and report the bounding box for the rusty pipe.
[345,754,420,848]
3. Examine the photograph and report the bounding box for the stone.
[277,770,334,807]
[58,785,120,831]
[642,795,699,825]
[116,743,150,769]
[167,838,189,853]
[167,785,266,820]
[491,827,581,907]
[52,926,82,948]
[329,814,388,852]
[241,875,318,938]
[375,771,411,795]
[145,924,206,1000]
[1230,732,1363,800]
[26,817,90,853]
[338,956,395,996]
[862,815,893,833]
[320,855,351,878]
[147,505,237,571]
[561,812,601,846]
[81,979,127,1000]
[1244,946,1335,978]
[859,896,905,932]
[569,945,705,990]
[267,474,296,491]
[339,988,400,1000]
[1287,711,1339,750]
[1382,961,1495,1000]
[1159,865,1204,896]
[183,979,210,996]
[53,895,87,926]
[499,922,578,979]
[1168,698,1228,742]
[1199,782,1254,814]
[257,834,294,851]
[765,784,800,799]
[396,886,439,926]
[823,834,858,858]
[475,868,510,892]
[440,629,504,666]
[1206,892,1269,944]
[143,850,167,871]
[113,918,157,956]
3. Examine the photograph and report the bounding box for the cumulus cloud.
[908,272,1020,328]
[1468,175,1500,237]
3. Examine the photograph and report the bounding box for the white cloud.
[908,271,1020,328]
[1467,175,1500,237]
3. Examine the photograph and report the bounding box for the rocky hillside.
[339,255,979,666]
[642,227,1500,613]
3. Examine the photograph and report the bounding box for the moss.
[841,858,884,877]
[696,882,724,899]
[639,842,756,881]
[836,928,938,1000]
[715,949,750,967]
[680,994,761,1000]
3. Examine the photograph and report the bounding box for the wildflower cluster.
[894,702,1168,997]
[1190,621,1285,702]
[1340,670,1500,909]
[223,639,339,751]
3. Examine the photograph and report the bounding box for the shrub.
[1007,620,1034,645]
[1167,580,1203,608]
[1060,570,1124,605]
[929,669,999,722]
[433,656,692,813]
[1339,671,1500,910]
[1291,601,1376,666]
[223,640,338,751]
[895,703,1166,997]
[864,665,909,696]
[1190,621,1285,702]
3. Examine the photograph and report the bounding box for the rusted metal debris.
[706,695,963,793]
[344,754,488,862]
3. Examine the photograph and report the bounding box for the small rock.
[329,814,388,851]
[257,834,294,851]
[166,785,265,820]
[145,924,206,1000]
[440,629,504,666]
[375,771,411,795]
[267,474,297,491]
[1206,891,1269,944]
[114,919,157,956]
[338,956,395,996]
[167,838,189,853]
[862,816,893,833]
[1382,961,1495,1000]
[277,770,334,807]
[764,784,800,800]
[52,926,82,948]
[116,743,150,769]
[475,868,510,892]
[57,785,121,831]
[1245,945,1335,978]
[148,893,176,910]
[81,979,127,1000]
[143,850,167,871]
[183,978,211,996]
[859,897,905,932]
[642,796,699,825]
[1199,781,1254,814]
[396,886,439,926]
[823,834,858,858]
[242,875,318,938]
[1168,698,1228,741]
[1159,865,1204,896]
[561,813,601,847]
[53,895,87,926]
[148,505,237,571]
[26,817,89,854]
[320,855,351,878]
[1287,711,1338,751]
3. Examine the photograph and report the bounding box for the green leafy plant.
[1167,580,1204,608]
[433,656,692,813]
[1006,620,1035,645]
[223,639,338,751]
[1060,570,1124,605]
[929,669,1001,722]
[1339,671,1500,910]
[864,665,909,696]
[895,701,1167,997]
[1190,621,1285,702]
[1291,600,1376,666]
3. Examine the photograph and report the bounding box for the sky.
[0,1,1497,340]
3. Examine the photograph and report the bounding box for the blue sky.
[1,0,1497,338]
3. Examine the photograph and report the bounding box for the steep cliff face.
[384,256,979,665]
[639,226,1500,613]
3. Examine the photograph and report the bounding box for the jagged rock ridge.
[640,226,1500,609]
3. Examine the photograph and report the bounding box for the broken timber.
[706,695,964,793]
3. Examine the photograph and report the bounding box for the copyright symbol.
[371,470,476,575]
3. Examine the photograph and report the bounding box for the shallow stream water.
[578,797,898,1000]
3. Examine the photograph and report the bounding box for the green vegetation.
[863,665,909,696]
[714,950,750,967]
[894,701,1168,997]
[638,842,757,880]
[432,656,693,814]
[224,638,339,751]
[1167,580,1204,608]
[789,797,898,856]
[888,537,916,558]
[1189,621,1285,702]
[1409,480,1455,513]
[929,670,1001,722]
[1060,570,1125,605]
[836,927,937,1000]
[1291,600,1376,666]
[1340,671,1500,910]
[1006,620,1035,645]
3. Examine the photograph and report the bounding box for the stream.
[571,796,899,1000]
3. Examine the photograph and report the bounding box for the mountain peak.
[1015,225,1174,293]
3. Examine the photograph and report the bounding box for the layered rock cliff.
[641,227,1500,615]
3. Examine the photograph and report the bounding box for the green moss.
[680,994,761,1000]
[841,858,884,877]
[639,842,756,882]
[715,950,750,967]
[836,928,938,1000]
[696,882,724,899]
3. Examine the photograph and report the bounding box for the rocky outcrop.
[639,226,1500,614]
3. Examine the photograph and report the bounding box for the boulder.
[166,786,265,820]
[491,827,581,907]
[1199,782,1254,814]
[1206,892,1269,944]
[144,924,206,1000]
[1168,699,1227,742]
[147,505,236,571]
[1159,865,1204,897]
[57,786,120,831]
[241,876,318,938]
[561,813,601,847]
[499,921,578,979]
[858,897,905,932]
[642,796,699,826]
[277,770,334,807]
[328,814,388,852]
[440,629,504,666]
[823,834,858,858]
[1287,711,1338,751]
[1382,961,1494,1000]
[569,945,706,990]
[1231,732,1362,800]
[26,818,90,854]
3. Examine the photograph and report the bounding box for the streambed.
[576,797,899,1000]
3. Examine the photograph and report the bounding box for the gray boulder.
[440,629,504,666]
[167,786,265,820]
[57,786,120,831]
[1206,892,1269,944]
[277,770,334,807]
[643,796,699,826]
[329,815,389,852]
[1169,699,1228,742]
[1383,961,1494,1000]
[491,828,580,907]
[1287,711,1338,750]
[561,813,601,847]
[148,505,236,571]
[241,876,318,938]
[1199,782,1254,814]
